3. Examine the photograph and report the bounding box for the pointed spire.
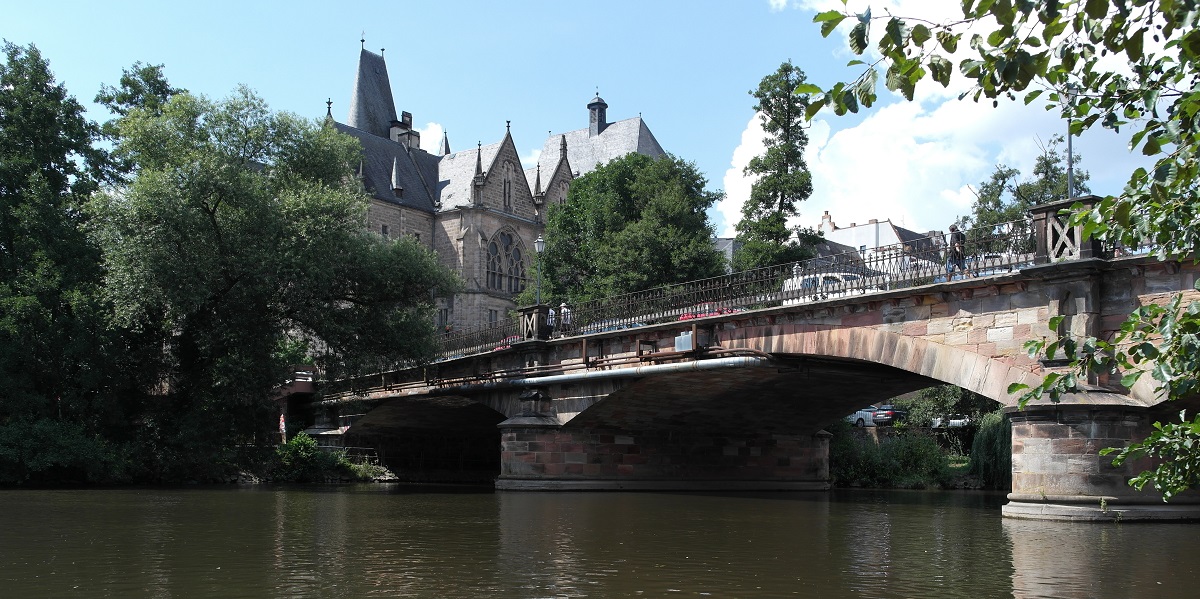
[437,129,450,155]
[534,164,542,195]
[356,159,364,179]
[325,98,333,118]
[560,134,568,160]
[474,141,483,178]
[506,120,511,135]
[348,47,398,138]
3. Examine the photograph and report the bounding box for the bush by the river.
[270,433,391,483]
[828,420,953,489]
[967,410,1011,490]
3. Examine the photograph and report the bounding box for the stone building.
[329,48,665,332]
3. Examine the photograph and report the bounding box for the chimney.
[821,210,836,232]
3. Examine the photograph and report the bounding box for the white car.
[845,405,879,427]
[782,270,889,305]
[932,414,971,428]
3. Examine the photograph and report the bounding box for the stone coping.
[495,479,831,492]
[1004,500,1200,522]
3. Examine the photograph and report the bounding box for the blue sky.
[7,0,1146,237]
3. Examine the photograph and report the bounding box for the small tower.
[438,130,451,156]
[588,93,608,137]
[472,141,484,206]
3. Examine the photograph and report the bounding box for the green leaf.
[1121,372,1142,387]
[793,83,823,95]
[1126,27,1144,61]
[1142,134,1161,156]
[815,10,848,37]
[1023,89,1043,104]
[912,24,932,47]
[885,18,908,49]
[937,31,959,53]
[930,55,953,87]
[1007,382,1030,394]
[1084,0,1108,20]
[849,22,869,55]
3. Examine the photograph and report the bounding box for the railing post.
[1029,195,1104,263]
[518,304,551,341]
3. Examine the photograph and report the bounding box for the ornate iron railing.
[435,219,1038,360]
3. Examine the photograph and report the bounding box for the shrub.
[273,433,340,482]
[829,420,952,488]
[968,410,1011,489]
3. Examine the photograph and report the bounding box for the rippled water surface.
[1,486,1195,598]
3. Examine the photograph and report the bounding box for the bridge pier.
[1003,405,1200,521]
[495,416,832,491]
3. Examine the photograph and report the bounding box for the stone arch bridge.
[292,200,1200,521]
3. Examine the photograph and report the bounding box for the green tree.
[95,61,184,178]
[896,384,993,428]
[806,1,1200,500]
[0,42,134,482]
[531,153,724,303]
[733,60,820,271]
[89,87,459,480]
[962,136,1090,231]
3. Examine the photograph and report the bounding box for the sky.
[6,0,1148,237]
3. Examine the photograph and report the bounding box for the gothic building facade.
[329,48,666,332]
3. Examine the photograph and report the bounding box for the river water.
[1,486,1195,598]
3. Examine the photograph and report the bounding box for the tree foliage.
[534,153,725,303]
[0,42,137,482]
[95,61,184,178]
[961,135,1090,230]
[87,87,459,476]
[734,61,820,271]
[808,0,1200,499]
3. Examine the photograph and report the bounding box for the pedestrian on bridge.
[946,224,968,279]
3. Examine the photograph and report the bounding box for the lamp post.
[534,235,545,305]
[1066,84,1078,200]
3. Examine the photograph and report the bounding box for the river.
[1,486,1195,598]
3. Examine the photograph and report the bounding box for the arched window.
[485,230,526,294]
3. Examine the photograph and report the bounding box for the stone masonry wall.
[500,426,829,483]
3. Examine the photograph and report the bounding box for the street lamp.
[1066,84,1078,200]
[534,235,545,305]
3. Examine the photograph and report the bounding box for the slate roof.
[890,223,941,253]
[527,117,665,188]
[347,49,398,139]
[437,142,502,209]
[333,122,438,213]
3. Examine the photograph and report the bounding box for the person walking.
[946,224,967,279]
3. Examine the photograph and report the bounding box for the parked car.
[781,271,889,305]
[932,414,971,428]
[845,405,879,427]
[872,405,908,426]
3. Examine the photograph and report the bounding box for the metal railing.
[435,219,1038,360]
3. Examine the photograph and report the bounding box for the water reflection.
[1004,517,1199,598]
[0,487,1196,598]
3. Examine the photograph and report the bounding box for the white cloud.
[520,147,542,170]
[722,91,1146,238]
[725,0,1150,236]
[717,113,767,237]
[416,121,444,154]
[767,0,791,11]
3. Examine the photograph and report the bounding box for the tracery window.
[486,230,526,294]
